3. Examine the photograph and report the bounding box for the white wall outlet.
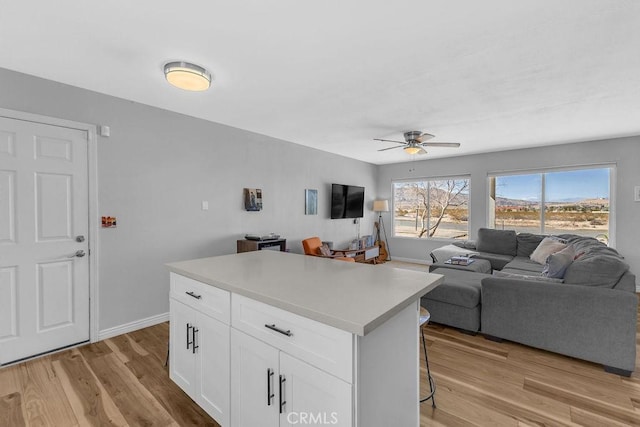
[202,200,209,210]
[635,186,640,202]
[99,125,110,137]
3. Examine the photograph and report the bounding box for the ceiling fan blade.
[373,138,406,145]
[416,133,435,142]
[377,145,404,152]
[421,142,461,148]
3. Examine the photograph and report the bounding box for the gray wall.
[377,138,640,285]
[0,68,378,332]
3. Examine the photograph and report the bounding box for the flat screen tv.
[331,184,365,219]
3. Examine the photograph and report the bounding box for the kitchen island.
[167,250,442,427]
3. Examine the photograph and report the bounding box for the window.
[488,166,611,240]
[393,177,470,239]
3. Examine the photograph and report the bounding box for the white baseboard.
[388,256,430,265]
[97,312,169,341]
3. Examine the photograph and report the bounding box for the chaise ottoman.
[421,268,491,333]
[428,258,492,274]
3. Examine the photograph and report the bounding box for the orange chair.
[302,237,350,259]
[302,237,324,256]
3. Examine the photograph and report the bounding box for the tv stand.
[237,238,286,253]
[336,246,380,264]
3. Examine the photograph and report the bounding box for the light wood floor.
[0,323,220,427]
[0,285,638,426]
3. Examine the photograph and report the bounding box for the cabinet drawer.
[231,294,353,383]
[170,273,230,324]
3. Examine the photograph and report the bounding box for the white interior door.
[0,116,90,365]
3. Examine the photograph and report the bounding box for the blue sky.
[496,168,610,202]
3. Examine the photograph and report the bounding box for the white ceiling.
[1,1,639,165]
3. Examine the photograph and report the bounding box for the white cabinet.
[230,328,280,427]
[169,274,230,426]
[169,269,423,427]
[230,329,352,427]
[279,352,351,427]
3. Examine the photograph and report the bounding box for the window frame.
[486,164,616,246]
[391,174,471,241]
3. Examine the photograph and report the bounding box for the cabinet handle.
[279,375,286,414]
[186,291,202,300]
[192,327,199,354]
[265,324,292,337]
[186,323,193,349]
[267,368,275,406]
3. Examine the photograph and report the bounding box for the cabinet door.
[196,312,230,426]
[170,299,197,397]
[231,329,279,427]
[280,353,352,427]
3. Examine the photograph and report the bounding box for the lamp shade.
[403,145,422,155]
[164,61,211,91]
[373,199,389,212]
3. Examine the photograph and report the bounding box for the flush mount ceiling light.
[164,61,211,91]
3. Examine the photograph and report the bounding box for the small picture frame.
[305,189,318,215]
[635,186,640,202]
[244,188,263,211]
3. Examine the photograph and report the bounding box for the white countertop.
[166,251,442,336]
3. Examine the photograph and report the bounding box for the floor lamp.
[373,199,391,260]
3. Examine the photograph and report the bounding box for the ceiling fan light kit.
[403,145,423,155]
[164,61,211,91]
[374,130,461,155]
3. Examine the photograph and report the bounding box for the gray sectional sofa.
[423,228,638,376]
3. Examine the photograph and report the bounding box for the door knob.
[76,235,85,242]
[74,250,86,258]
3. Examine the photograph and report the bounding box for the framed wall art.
[305,189,318,215]
[244,188,263,211]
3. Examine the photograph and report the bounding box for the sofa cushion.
[542,246,575,279]
[430,244,477,263]
[426,268,489,308]
[516,233,545,257]
[563,253,629,288]
[503,257,545,274]
[530,237,567,264]
[474,252,514,270]
[492,270,564,283]
[476,228,517,256]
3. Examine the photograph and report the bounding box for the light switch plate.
[635,186,640,202]
[202,200,209,210]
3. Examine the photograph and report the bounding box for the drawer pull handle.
[279,374,286,414]
[186,291,202,300]
[267,368,275,406]
[265,324,292,337]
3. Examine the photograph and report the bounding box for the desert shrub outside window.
[393,177,470,239]
[488,166,612,242]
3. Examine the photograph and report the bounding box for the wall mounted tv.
[331,184,365,219]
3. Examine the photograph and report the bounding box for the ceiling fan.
[374,131,461,155]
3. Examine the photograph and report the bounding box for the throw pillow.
[530,237,567,264]
[492,270,564,283]
[542,245,575,279]
[317,244,332,257]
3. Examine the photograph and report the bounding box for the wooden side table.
[237,238,286,253]
[334,246,380,264]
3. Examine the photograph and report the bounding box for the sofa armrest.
[481,277,638,372]
[453,240,476,250]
